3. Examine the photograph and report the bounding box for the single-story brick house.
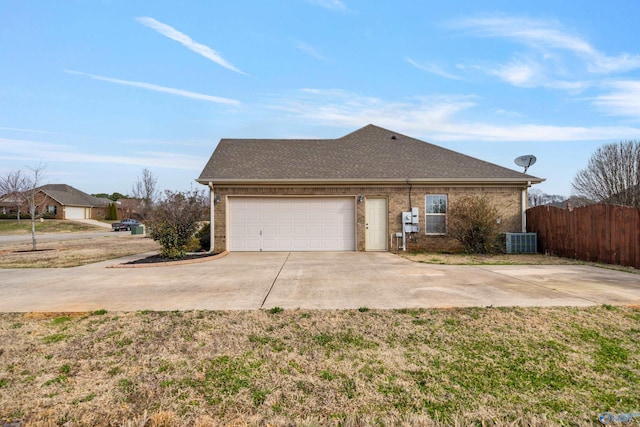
[39,184,115,219]
[1,184,113,220]
[197,125,543,253]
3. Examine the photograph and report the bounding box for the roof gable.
[198,124,543,184]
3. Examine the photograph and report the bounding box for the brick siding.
[210,185,525,253]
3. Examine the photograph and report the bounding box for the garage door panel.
[277,224,292,234]
[307,225,323,234]
[65,206,85,219]
[277,212,293,222]
[229,197,355,252]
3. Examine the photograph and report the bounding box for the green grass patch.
[50,316,72,326]
[41,333,67,344]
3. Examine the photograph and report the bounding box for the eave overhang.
[196,177,545,187]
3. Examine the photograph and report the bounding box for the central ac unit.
[505,233,537,254]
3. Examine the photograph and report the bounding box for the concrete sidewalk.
[0,252,638,312]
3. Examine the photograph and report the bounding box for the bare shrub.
[148,189,208,259]
[447,194,501,254]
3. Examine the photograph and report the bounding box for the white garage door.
[229,197,355,252]
[65,206,85,219]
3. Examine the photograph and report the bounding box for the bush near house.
[196,222,210,252]
[147,190,208,259]
[448,194,502,254]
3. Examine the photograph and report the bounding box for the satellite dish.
[514,155,537,173]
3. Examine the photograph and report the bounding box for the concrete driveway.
[0,252,638,312]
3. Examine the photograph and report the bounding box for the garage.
[229,197,355,252]
[64,206,86,219]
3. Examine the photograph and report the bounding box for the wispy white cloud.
[268,88,640,142]
[494,109,525,119]
[295,41,328,61]
[490,57,540,87]
[136,16,249,76]
[308,0,347,11]
[451,15,640,74]
[0,126,59,135]
[0,138,203,170]
[406,58,463,80]
[65,70,241,106]
[592,80,640,119]
[278,89,476,134]
[447,15,640,94]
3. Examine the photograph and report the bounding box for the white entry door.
[229,197,355,251]
[365,198,387,251]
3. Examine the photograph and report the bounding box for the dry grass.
[0,220,105,235]
[0,236,159,268]
[402,252,640,274]
[0,307,638,426]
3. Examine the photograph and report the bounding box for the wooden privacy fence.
[526,204,640,268]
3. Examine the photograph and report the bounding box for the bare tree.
[0,164,48,250]
[572,141,640,208]
[131,168,159,221]
[0,170,27,223]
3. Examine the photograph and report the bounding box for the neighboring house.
[197,124,544,253]
[0,194,23,215]
[116,198,143,220]
[1,184,113,220]
[37,184,115,219]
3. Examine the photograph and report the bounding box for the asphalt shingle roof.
[197,124,543,183]
[38,184,110,207]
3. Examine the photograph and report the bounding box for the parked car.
[111,218,141,231]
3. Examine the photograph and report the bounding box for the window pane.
[426,195,447,214]
[426,215,446,234]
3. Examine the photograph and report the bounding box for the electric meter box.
[411,207,419,224]
[402,212,412,224]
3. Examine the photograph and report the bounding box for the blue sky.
[2,0,640,197]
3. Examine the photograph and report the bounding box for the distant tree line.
[527,189,567,207]
[91,192,129,201]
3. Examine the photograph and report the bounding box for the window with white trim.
[425,195,447,234]
[47,205,57,215]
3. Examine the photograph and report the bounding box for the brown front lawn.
[401,252,639,274]
[0,235,159,268]
[0,219,106,235]
[0,306,638,426]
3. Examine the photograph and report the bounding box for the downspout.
[522,181,530,233]
[208,182,215,254]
